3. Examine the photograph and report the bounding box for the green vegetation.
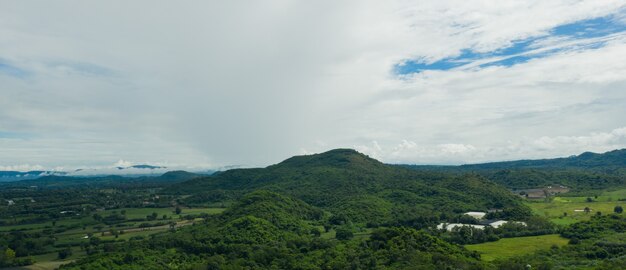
[465,234,568,261]
[408,149,626,191]
[59,191,489,269]
[170,149,530,228]
[0,179,224,269]
[527,189,626,225]
[498,215,626,269]
[2,148,626,269]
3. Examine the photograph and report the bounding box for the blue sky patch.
[0,60,30,78]
[396,12,626,74]
[0,131,31,139]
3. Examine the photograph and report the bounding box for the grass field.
[465,234,569,261]
[100,207,225,220]
[526,188,626,225]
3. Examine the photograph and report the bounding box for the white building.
[488,220,527,228]
[464,211,486,219]
[437,223,485,231]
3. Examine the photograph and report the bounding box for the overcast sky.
[1,1,626,171]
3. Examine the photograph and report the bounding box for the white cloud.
[113,160,134,168]
[0,1,625,169]
[0,164,44,171]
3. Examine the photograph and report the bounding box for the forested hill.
[168,149,529,226]
[0,170,201,189]
[405,149,626,190]
[61,190,489,269]
[459,149,626,170]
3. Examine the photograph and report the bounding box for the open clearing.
[525,188,626,225]
[465,234,568,261]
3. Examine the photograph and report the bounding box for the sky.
[1,1,626,171]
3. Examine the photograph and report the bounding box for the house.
[464,211,486,219]
[437,223,485,231]
[6,200,15,206]
[488,220,527,228]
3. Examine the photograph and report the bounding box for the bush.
[58,248,72,259]
[335,227,354,240]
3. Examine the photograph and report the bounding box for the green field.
[100,207,224,220]
[465,234,569,261]
[527,188,626,225]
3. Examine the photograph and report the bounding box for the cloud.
[0,1,625,169]
[397,12,626,73]
[354,127,626,165]
[0,164,44,171]
[113,160,134,168]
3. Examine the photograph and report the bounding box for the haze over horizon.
[2,1,626,170]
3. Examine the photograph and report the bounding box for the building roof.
[437,223,485,231]
[464,211,486,218]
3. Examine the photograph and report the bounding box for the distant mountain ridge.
[0,170,67,182]
[405,149,626,190]
[459,149,626,170]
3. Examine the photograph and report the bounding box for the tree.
[4,248,16,260]
[584,207,590,213]
[169,221,176,232]
[147,212,158,221]
[58,248,72,259]
[615,205,623,214]
[586,197,594,202]
[310,228,322,237]
[335,227,354,240]
[175,206,182,215]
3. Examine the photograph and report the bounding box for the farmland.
[526,188,626,225]
[465,234,569,261]
[0,184,225,269]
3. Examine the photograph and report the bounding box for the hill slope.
[61,190,488,269]
[406,149,626,190]
[460,149,626,170]
[169,149,528,226]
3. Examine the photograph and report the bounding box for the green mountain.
[406,149,626,190]
[61,190,489,270]
[0,171,202,189]
[169,149,528,226]
[460,149,626,170]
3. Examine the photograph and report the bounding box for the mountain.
[405,149,626,190]
[459,149,626,170]
[169,149,528,226]
[0,170,202,189]
[129,164,166,169]
[0,171,67,182]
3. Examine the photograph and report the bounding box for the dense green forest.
[169,149,529,226]
[2,149,626,269]
[406,149,626,190]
